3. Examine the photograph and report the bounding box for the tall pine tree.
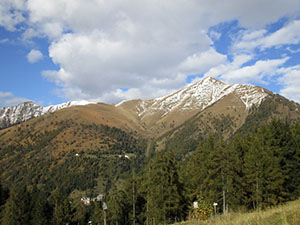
[1,186,32,225]
[146,150,186,224]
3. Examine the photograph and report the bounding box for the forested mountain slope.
[1,77,300,224]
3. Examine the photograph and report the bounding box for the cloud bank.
[1,0,300,103]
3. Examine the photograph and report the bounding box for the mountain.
[1,77,270,135]
[117,76,268,118]
[1,76,300,192]
[0,100,94,129]
[116,76,271,137]
[1,77,299,137]
[1,76,300,224]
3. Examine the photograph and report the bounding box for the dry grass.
[175,200,300,225]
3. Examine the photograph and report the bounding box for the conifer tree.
[244,123,286,209]
[189,136,223,210]
[53,198,72,225]
[70,195,88,225]
[89,201,104,225]
[51,188,72,225]
[146,150,185,224]
[226,135,249,209]
[0,182,9,219]
[30,187,52,225]
[291,122,300,197]
[1,186,32,225]
[107,182,129,225]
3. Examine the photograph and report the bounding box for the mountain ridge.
[116,77,269,119]
[1,76,300,195]
[0,77,285,132]
[0,100,95,129]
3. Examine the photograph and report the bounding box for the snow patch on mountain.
[43,100,94,113]
[0,100,95,129]
[0,102,43,126]
[117,77,269,119]
[1,77,269,129]
[233,84,267,109]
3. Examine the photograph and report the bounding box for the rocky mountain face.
[116,77,271,137]
[118,77,268,119]
[0,100,94,129]
[0,102,43,129]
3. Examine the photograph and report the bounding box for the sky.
[0,0,300,108]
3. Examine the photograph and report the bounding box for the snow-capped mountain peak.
[0,101,43,126]
[0,100,95,129]
[0,77,270,129]
[43,100,95,114]
[120,76,269,119]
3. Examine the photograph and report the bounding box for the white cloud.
[179,48,227,75]
[100,74,187,103]
[209,31,221,40]
[287,47,300,54]
[232,29,267,53]
[205,54,254,78]
[205,54,288,85]
[233,20,300,53]
[23,0,300,41]
[0,92,29,108]
[263,20,300,49]
[278,66,300,103]
[27,49,43,63]
[22,28,39,40]
[242,30,267,41]
[220,58,289,84]
[223,0,300,28]
[43,28,211,102]
[0,0,26,31]
[42,22,64,40]
[1,0,300,102]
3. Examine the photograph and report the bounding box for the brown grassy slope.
[154,93,249,152]
[2,91,300,156]
[116,93,249,139]
[112,99,202,138]
[154,93,300,156]
[0,103,145,156]
[176,199,300,225]
[0,102,149,191]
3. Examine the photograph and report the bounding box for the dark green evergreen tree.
[0,182,7,207]
[188,136,224,210]
[51,188,72,225]
[0,182,9,222]
[89,201,104,225]
[225,135,249,209]
[107,182,129,225]
[30,187,52,225]
[70,196,88,225]
[291,122,300,197]
[1,186,32,225]
[244,122,286,209]
[146,150,186,224]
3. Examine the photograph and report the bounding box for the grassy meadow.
[175,200,300,225]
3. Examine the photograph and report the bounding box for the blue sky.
[0,0,300,108]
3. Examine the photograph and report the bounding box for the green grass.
[175,200,300,225]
